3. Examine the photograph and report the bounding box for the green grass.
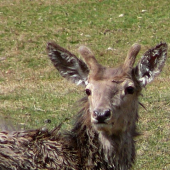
[0,0,170,169]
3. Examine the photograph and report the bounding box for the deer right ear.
[134,42,168,87]
[47,42,89,86]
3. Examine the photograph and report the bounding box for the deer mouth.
[93,121,114,131]
[94,123,107,130]
[91,114,114,132]
[92,124,116,136]
[94,121,107,124]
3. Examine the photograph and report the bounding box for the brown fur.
[0,42,167,170]
[0,101,136,170]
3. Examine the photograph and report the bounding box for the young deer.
[0,42,167,170]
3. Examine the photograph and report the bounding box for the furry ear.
[123,43,141,70]
[47,42,89,86]
[134,42,168,87]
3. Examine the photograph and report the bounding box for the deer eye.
[85,89,91,96]
[125,86,135,94]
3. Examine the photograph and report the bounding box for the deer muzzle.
[92,109,111,123]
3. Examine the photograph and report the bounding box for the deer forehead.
[86,76,135,93]
[86,66,135,90]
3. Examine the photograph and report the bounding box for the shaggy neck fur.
[0,97,138,170]
[71,97,137,170]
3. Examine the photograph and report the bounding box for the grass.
[0,0,170,169]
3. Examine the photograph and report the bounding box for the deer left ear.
[134,42,168,87]
[47,42,89,86]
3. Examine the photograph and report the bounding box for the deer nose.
[93,109,111,123]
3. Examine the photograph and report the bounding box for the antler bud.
[124,43,141,69]
[78,46,101,75]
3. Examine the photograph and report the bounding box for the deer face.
[84,67,139,135]
[47,42,167,136]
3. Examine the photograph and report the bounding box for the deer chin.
[92,121,126,136]
[92,122,114,135]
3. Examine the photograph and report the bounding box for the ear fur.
[134,42,168,87]
[47,42,89,86]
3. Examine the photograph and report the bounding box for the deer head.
[47,42,167,136]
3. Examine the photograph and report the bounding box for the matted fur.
[0,42,168,170]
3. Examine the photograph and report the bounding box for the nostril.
[103,110,111,119]
[104,109,111,119]
[93,109,111,123]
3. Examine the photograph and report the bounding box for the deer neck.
[71,106,136,169]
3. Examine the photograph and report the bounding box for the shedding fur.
[0,42,168,170]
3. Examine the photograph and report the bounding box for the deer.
[0,41,168,170]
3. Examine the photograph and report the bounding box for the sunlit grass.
[0,0,169,169]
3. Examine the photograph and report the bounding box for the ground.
[0,0,169,169]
